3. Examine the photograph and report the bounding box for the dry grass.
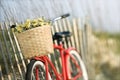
[93,32,120,54]
[89,31,120,80]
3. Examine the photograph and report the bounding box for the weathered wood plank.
[66,19,75,47]
[12,29,27,71]
[72,19,80,52]
[62,19,69,48]
[52,21,62,73]
[0,65,4,80]
[0,24,14,80]
[4,23,24,80]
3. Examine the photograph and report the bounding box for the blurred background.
[0,0,120,80]
[1,0,120,32]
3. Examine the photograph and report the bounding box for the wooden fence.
[0,18,94,80]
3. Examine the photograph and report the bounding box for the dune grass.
[93,31,120,54]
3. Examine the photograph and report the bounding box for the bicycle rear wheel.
[67,50,88,80]
[25,60,52,80]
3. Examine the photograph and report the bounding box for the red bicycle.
[25,14,88,80]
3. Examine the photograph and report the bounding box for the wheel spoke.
[26,60,52,80]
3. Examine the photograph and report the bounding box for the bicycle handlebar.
[52,13,70,22]
[61,13,70,18]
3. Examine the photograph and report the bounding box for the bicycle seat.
[53,31,72,40]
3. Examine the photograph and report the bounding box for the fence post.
[66,19,75,47]
[84,21,96,80]
[0,41,11,80]
[12,29,27,71]
[5,22,24,80]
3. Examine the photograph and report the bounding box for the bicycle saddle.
[53,31,72,40]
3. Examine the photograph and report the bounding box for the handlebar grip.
[61,13,70,18]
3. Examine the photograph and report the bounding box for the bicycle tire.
[25,60,52,80]
[67,50,88,80]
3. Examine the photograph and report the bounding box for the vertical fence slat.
[76,18,82,53]
[52,22,61,73]
[5,23,24,80]
[62,19,69,48]
[12,32,27,71]
[72,19,80,52]
[57,19,67,49]
[0,41,11,80]
[62,19,67,31]
[66,19,75,47]
[0,24,12,80]
[71,19,78,49]
[78,26,84,57]
[85,22,96,80]
[64,19,72,47]
[0,65,4,80]
[53,21,59,32]
[57,20,63,32]
[60,19,68,48]
[10,21,27,70]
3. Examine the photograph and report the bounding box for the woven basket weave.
[15,26,53,59]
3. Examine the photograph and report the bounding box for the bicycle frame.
[11,13,83,80]
[33,43,82,80]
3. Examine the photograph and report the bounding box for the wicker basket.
[15,26,53,59]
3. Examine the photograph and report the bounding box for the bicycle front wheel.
[67,50,88,80]
[25,60,52,80]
